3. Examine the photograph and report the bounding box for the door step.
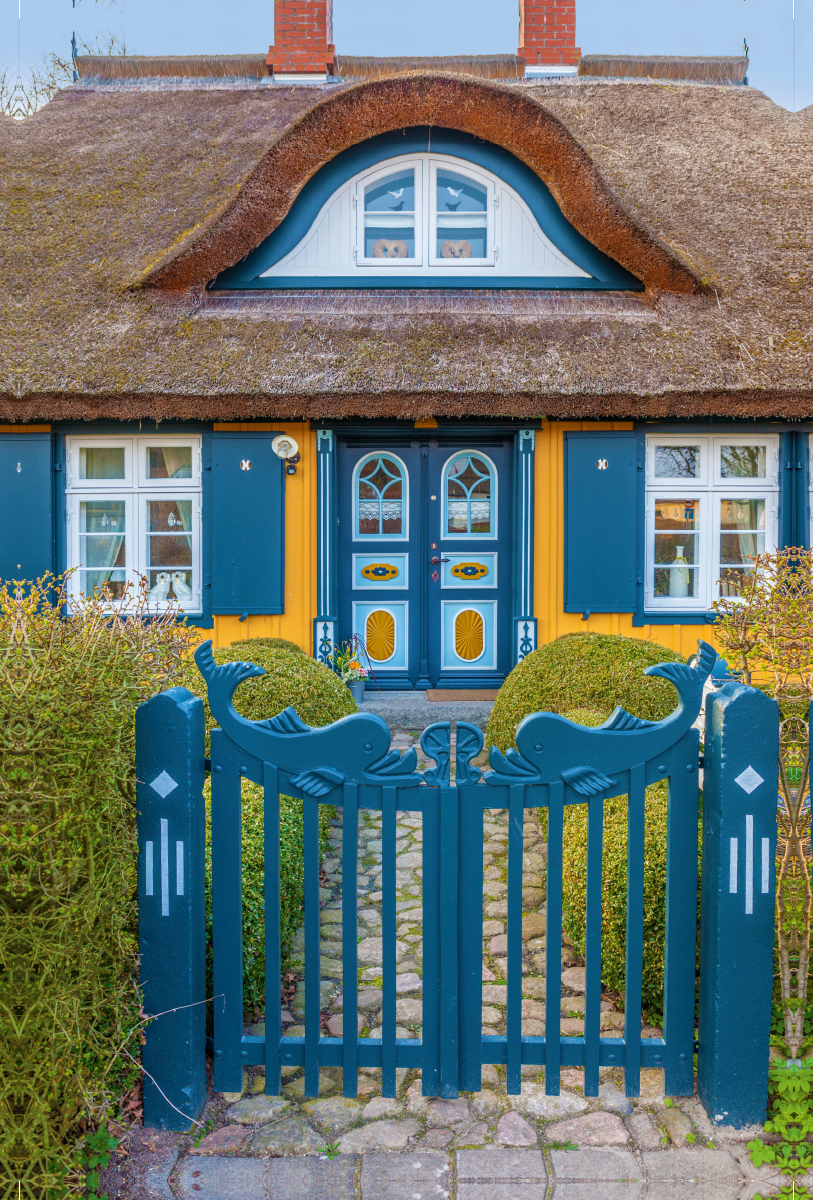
[427,688,499,701]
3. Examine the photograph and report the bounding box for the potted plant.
[330,637,370,704]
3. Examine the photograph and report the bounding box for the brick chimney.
[518,0,580,68]
[267,0,335,80]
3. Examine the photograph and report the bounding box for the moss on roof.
[3,72,811,421]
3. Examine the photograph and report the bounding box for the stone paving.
[138,727,779,1200]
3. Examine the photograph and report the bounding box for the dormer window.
[212,130,642,291]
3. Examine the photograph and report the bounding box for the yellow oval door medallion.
[454,609,484,661]
[361,562,399,581]
[366,609,396,661]
[451,561,488,580]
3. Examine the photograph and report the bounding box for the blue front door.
[337,436,512,689]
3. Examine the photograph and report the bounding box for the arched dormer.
[212,129,640,290]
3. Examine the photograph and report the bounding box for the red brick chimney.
[267,0,335,79]
[518,0,580,68]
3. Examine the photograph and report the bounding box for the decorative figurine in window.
[171,571,193,601]
[373,239,409,259]
[148,572,171,602]
[440,240,472,259]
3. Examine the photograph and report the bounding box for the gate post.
[697,681,778,1128]
[136,687,207,1130]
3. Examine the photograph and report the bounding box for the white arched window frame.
[440,450,498,540]
[352,451,410,541]
[260,153,590,281]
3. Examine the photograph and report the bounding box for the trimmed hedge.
[181,641,353,1010]
[486,633,686,752]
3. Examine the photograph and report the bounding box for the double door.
[337,437,512,689]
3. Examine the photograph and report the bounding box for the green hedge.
[182,640,353,1011]
[0,576,194,1195]
[486,633,686,753]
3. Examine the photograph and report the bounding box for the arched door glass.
[445,453,494,536]
[356,455,406,537]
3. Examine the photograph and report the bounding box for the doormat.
[426,689,499,701]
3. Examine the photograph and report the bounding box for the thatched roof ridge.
[3,72,811,421]
[579,55,748,84]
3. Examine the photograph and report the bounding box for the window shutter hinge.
[637,573,644,584]
[637,459,644,470]
[54,462,62,472]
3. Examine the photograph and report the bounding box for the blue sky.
[7,0,810,111]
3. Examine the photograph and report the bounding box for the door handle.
[430,556,450,564]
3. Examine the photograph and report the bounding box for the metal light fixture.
[272,433,301,476]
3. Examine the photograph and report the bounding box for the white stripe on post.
[729,838,738,893]
[745,815,754,915]
[761,837,770,894]
[145,841,154,896]
[176,840,185,896]
[161,818,169,916]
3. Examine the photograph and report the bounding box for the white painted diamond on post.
[735,766,764,795]
[150,770,178,798]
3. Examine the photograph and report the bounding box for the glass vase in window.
[435,170,488,261]
[357,457,404,536]
[653,498,699,599]
[719,497,765,597]
[146,499,193,602]
[363,170,416,261]
[79,500,127,599]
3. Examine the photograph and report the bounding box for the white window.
[65,436,202,612]
[645,436,778,611]
[260,153,590,281]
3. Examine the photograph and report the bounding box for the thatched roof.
[3,69,811,422]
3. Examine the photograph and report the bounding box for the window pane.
[653,446,699,478]
[653,498,698,600]
[364,170,415,260]
[148,446,192,479]
[80,446,125,480]
[79,500,126,599]
[720,445,766,479]
[436,170,488,259]
[146,501,193,601]
[719,497,765,598]
[357,457,404,536]
[445,454,493,535]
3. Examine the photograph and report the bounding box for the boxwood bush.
[181,640,354,1010]
[486,635,692,1021]
[486,632,686,753]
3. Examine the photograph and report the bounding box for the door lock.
[430,556,450,564]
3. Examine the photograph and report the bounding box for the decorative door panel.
[352,553,409,589]
[441,601,498,671]
[441,552,497,588]
[352,601,409,670]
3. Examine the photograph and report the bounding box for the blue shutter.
[564,431,637,614]
[0,434,54,583]
[211,432,285,615]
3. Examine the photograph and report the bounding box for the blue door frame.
[316,423,538,689]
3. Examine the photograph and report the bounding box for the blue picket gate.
[135,639,779,1131]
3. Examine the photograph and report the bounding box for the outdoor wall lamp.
[272,433,301,475]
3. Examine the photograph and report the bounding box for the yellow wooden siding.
[0,425,51,432]
[209,423,317,651]
[533,420,720,658]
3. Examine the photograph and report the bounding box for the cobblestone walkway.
[135,728,771,1199]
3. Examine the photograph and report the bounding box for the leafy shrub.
[486,633,686,752]
[178,640,355,751]
[561,780,671,1018]
[227,636,306,658]
[181,641,352,1011]
[0,576,193,1197]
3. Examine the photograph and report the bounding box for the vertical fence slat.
[545,782,564,1095]
[506,784,525,1095]
[263,763,281,1096]
[439,785,460,1097]
[624,764,646,1098]
[663,732,699,1098]
[458,794,484,1092]
[422,787,441,1096]
[584,793,604,1097]
[211,729,244,1094]
[381,785,397,1097]
[303,798,321,1097]
[343,783,360,1098]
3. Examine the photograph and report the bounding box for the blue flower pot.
[346,679,366,704]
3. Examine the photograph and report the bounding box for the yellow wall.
[204,419,718,661]
[534,420,718,658]
[209,423,317,651]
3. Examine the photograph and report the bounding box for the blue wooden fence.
[135,639,778,1131]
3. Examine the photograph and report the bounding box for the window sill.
[635,610,716,626]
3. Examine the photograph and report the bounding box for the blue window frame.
[211,128,643,292]
[442,451,497,538]
[353,452,408,540]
